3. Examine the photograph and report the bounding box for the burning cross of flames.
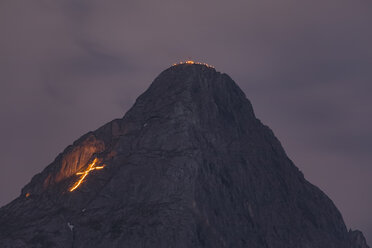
[69,158,105,192]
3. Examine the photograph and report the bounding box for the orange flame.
[69,158,105,192]
[172,60,215,68]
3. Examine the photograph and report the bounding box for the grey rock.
[350,230,370,248]
[0,64,369,247]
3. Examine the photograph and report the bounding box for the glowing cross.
[69,158,105,192]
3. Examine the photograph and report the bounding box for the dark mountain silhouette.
[0,63,369,248]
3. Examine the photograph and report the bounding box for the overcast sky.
[0,0,371,243]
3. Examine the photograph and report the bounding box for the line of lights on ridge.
[172,60,215,69]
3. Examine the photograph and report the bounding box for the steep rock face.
[0,64,369,248]
[350,230,370,248]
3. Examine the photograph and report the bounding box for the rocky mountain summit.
[0,63,369,247]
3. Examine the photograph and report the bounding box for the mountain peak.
[133,61,254,120]
[0,65,369,248]
[152,61,220,90]
[157,60,220,88]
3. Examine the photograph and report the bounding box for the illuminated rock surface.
[0,64,369,248]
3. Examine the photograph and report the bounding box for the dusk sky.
[1,0,371,243]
